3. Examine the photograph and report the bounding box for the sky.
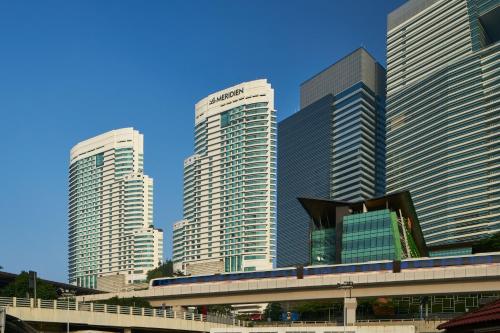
[0,0,406,282]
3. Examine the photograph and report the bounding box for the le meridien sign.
[209,88,244,105]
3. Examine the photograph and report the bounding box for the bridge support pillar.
[345,298,357,326]
[124,328,132,333]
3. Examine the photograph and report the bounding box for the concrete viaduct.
[77,262,500,308]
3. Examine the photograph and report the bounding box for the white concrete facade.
[173,79,277,274]
[69,128,163,288]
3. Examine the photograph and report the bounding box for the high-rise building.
[386,0,499,253]
[277,48,386,267]
[69,128,163,288]
[173,79,277,275]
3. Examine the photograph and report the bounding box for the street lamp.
[337,281,354,332]
[57,289,75,333]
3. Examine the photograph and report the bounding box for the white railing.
[0,297,246,327]
[356,318,447,323]
[253,321,342,327]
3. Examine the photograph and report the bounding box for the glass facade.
[330,82,386,201]
[69,153,103,288]
[311,228,336,265]
[308,207,422,265]
[429,247,473,258]
[277,48,386,268]
[342,210,400,264]
[302,192,427,266]
[386,0,500,247]
[277,96,334,267]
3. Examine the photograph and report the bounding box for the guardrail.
[253,321,343,327]
[0,297,246,327]
[356,318,443,323]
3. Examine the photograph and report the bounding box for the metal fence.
[0,297,246,327]
[253,321,343,327]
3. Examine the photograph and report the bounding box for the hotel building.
[68,128,163,288]
[173,79,277,275]
[386,0,500,253]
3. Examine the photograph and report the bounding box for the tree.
[264,302,282,321]
[96,296,150,308]
[292,300,341,321]
[146,260,183,281]
[207,304,233,315]
[472,232,500,253]
[372,297,395,316]
[0,271,57,299]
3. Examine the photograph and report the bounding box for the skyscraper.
[277,48,386,267]
[69,128,163,288]
[386,0,499,253]
[173,79,276,275]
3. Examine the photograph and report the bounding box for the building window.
[95,153,104,167]
[221,111,230,128]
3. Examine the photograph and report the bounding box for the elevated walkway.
[0,297,243,332]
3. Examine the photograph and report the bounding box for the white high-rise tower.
[173,79,277,275]
[69,128,163,288]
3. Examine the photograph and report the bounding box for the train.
[149,252,500,288]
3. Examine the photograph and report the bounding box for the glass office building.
[386,0,500,251]
[173,80,276,275]
[342,209,419,264]
[301,191,427,265]
[278,48,386,267]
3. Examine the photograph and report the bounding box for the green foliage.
[293,300,336,313]
[373,297,394,307]
[264,302,282,321]
[207,304,233,315]
[0,271,57,299]
[357,298,375,307]
[292,300,341,321]
[95,296,150,308]
[472,232,500,253]
[236,313,251,321]
[146,260,184,281]
[195,304,233,316]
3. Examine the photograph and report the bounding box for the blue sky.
[0,0,405,282]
